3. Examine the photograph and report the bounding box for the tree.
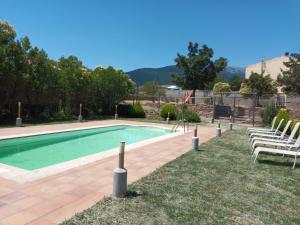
[172,42,227,103]
[213,82,231,94]
[228,75,244,91]
[213,82,231,105]
[240,72,277,105]
[92,66,134,114]
[277,53,300,94]
[142,80,165,102]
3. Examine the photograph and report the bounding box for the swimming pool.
[0,125,171,170]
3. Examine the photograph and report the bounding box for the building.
[245,55,289,80]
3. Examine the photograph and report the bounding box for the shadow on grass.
[257,159,299,168]
[125,190,142,198]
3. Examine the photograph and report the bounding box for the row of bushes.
[117,102,146,118]
[117,102,201,122]
[160,104,201,123]
[261,105,299,137]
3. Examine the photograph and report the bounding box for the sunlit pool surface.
[0,125,171,170]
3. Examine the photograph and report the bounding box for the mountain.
[127,65,245,85]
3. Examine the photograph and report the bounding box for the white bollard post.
[16,101,22,127]
[192,128,199,151]
[78,103,83,122]
[166,112,170,124]
[114,105,118,120]
[112,141,127,198]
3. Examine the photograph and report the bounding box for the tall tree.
[240,72,277,105]
[277,53,300,94]
[142,80,165,102]
[172,42,227,103]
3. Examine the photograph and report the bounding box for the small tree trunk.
[191,89,196,104]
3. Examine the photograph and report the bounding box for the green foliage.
[172,42,227,101]
[277,53,300,94]
[275,108,293,132]
[260,103,279,126]
[240,72,277,98]
[117,104,134,117]
[178,110,201,122]
[160,104,178,120]
[213,82,231,94]
[228,74,244,91]
[132,101,145,118]
[53,110,71,121]
[141,80,165,102]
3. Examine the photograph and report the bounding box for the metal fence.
[129,90,300,125]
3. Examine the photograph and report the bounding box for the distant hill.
[127,65,245,85]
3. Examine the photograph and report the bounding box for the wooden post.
[118,141,125,169]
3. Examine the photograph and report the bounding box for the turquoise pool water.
[0,125,171,170]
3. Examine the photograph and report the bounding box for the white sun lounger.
[250,120,293,146]
[251,122,300,152]
[249,119,284,140]
[253,136,300,168]
[247,117,277,135]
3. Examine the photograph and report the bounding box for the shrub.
[118,104,134,117]
[213,82,231,94]
[260,103,279,126]
[180,110,201,123]
[132,101,145,118]
[53,110,69,121]
[275,108,293,132]
[160,104,178,120]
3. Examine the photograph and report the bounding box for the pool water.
[0,125,171,170]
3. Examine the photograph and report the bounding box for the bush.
[179,110,201,123]
[132,101,145,118]
[118,104,134,117]
[160,104,178,120]
[275,108,292,132]
[260,103,279,126]
[53,110,69,121]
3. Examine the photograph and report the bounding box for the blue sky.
[1,0,299,71]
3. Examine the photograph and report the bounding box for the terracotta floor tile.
[1,210,39,225]
[0,191,28,204]
[0,205,20,220]
[12,197,44,210]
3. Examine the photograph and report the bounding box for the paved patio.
[0,120,216,225]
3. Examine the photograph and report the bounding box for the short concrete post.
[115,105,118,120]
[78,104,83,122]
[192,128,199,151]
[229,123,233,130]
[216,120,221,137]
[112,141,127,198]
[166,112,170,124]
[16,101,22,127]
[216,128,221,137]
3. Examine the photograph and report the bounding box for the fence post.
[211,95,215,123]
[233,93,236,123]
[252,95,256,127]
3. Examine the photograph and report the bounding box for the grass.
[62,128,300,224]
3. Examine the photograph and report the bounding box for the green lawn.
[62,129,300,225]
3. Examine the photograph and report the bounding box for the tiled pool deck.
[0,120,216,225]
